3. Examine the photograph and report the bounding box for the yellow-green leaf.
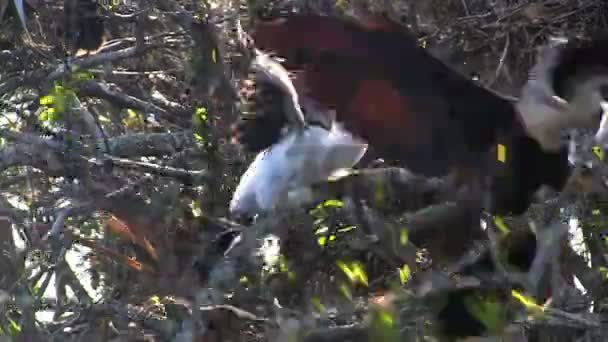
[398,264,410,284]
[311,297,326,313]
[400,228,408,246]
[322,199,343,208]
[497,144,507,163]
[493,216,510,235]
[317,236,327,246]
[464,295,506,334]
[592,145,604,161]
[511,290,544,316]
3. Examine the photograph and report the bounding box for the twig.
[95,155,209,183]
[77,81,172,118]
[461,0,470,16]
[489,33,510,86]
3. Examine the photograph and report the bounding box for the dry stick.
[489,32,510,86]
[92,155,209,183]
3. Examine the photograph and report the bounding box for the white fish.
[229,123,368,218]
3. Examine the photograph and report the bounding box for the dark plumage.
[64,0,105,56]
[229,12,608,340]
[232,12,608,217]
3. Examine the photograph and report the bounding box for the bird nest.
[346,0,608,95]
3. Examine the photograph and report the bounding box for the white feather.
[229,123,368,218]
[517,46,608,151]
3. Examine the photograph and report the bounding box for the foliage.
[0,0,606,341]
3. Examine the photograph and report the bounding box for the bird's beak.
[593,101,608,150]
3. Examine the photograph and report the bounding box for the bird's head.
[517,36,608,152]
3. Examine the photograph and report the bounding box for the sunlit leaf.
[322,199,343,208]
[72,71,95,81]
[150,295,161,305]
[377,309,394,327]
[278,256,289,273]
[8,317,21,335]
[464,294,506,334]
[599,267,608,279]
[195,107,208,121]
[511,290,544,316]
[493,216,510,235]
[194,132,205,143]
[497,143,507,163]
[337,225,356,233]
[317,236,327,246]
[369,306,399,342]
[337,260,368,287]
[39,95,54,106]
[190,200,202,217]
[400,228,408,246]
[97,115,111,123]
[123,109,143,129]
[314,225,329,235]
[398,264,410,285]
[592,145,604,161]
[126,108,138,118]
[311,296,326,313]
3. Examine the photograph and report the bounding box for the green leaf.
[72,71,95,81]
[493,216,510,235]
[398,264,410,284]
[39,95,54,106]
[7,317,21,335]
[194,132,205,143]
[317,236,327,247]
[400,228,408,246]
[337,260,368,287]
[464,294,506,334]
[369,307,400,342]
[321,199,343,208]
[511,290,544,316]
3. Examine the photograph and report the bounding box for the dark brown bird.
[229,12,608,340]
[232,11,608,217]
[64,0,105,56]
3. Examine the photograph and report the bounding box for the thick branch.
[0,44,161,96]
[0,130,195,175]
[77,81,172,118]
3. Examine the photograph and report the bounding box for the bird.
[228,13,608,340]
[63,0,106,57]
[231,11,608,218]
[229,49,368,219]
